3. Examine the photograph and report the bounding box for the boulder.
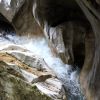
[0,61,51,100]
[0,44,67,100]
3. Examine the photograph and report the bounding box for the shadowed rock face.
[12,0,44,37]
[0,0,44,38]
[0,14,15,35]
[75,0,100,99]
[34,0,88,27]
[0,0,25,22]
[0,0,90,67]
[0,0,90,72]
[96,0,100,5]
[0,0,89,66]
[33,0,91,67]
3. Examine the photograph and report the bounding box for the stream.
[0,31,85,100]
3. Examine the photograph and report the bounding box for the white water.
[0,33,84,99]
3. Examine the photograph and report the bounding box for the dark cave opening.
[0,13,15,35]
[73,23,94,69]
[36,0,93,69]
[73,42,85,68]
[36,0,90,27]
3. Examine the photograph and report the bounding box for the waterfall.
[0,31,85,100]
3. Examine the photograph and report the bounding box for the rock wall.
[0,0,88,65]
[0,0,44,38]
[0,0,100,100]
[0,44,67,100]
[0,0,25,22]
[12,0,44,37]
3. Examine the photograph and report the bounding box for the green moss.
[0,61,52,100]
[31,85,51,100]
[10,76,51,100]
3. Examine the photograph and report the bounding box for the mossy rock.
[0,61,51,100]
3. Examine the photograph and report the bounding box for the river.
[0,30,85,100]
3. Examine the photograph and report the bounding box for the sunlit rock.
[0,43,67,100]
[0,61,52,100]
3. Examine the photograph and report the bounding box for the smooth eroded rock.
[0,61,51,100]
[0,43,67,100]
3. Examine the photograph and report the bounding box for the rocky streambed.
[0,33,84,100]
[0,35,67,100]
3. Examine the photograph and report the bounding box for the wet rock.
[9,51,53,73]
[44,25,67,64]
[0,0,94,99]
[0,0,25,22]
[43,21,86,66]
[0,61,51,100]
[0,44,67,100]
[0,0,44,38]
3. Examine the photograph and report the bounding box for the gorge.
[0,0,100,100]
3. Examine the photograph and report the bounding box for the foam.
[0,34,83,99]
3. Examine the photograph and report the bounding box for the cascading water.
[32,3,84,99]
[0,30,85,100]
